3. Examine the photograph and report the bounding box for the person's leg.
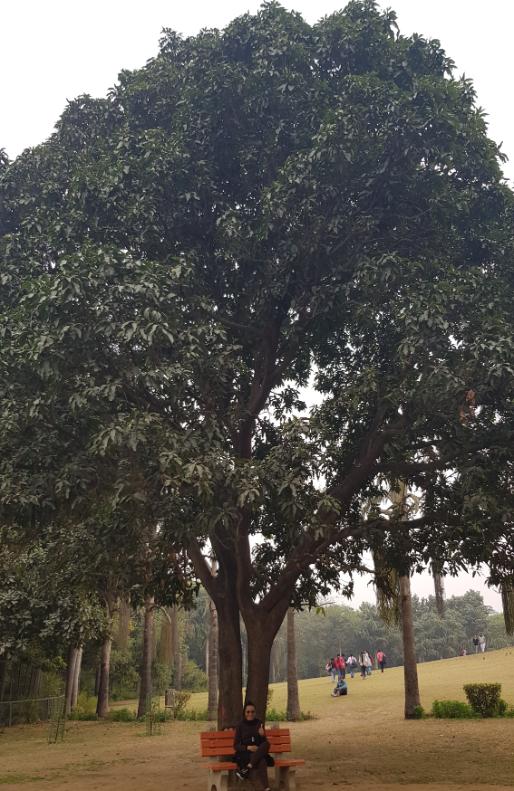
[249,742,270,789]
[252,757,269,790]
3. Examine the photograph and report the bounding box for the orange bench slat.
[207,762,237,772]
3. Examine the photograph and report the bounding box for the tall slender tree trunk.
[65,646,79,715]
[0,658,9,702]
[71,647,83,709]
[158,607,173,666]
[96,636,113,718]
[207,596,219,721]
[170,605,182,690]
[116,599,131,650]
[286,609,301,721]
[137,596,155,718]
[399,573,421,718]
[432,565,445,616]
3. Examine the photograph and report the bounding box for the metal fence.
[0,695,64,727]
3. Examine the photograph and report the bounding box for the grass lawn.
[1,648,513,790]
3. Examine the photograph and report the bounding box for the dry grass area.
[1,648,513,791]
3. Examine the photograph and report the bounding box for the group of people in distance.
[326,650,387,696]
[460,633,487,656]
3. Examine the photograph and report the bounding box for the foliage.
[166,690,191,719]
[463,683,503,717]
[108,707,137,722]
[412,705,425,719]
[432,699,474,719]
[181,659,208,692]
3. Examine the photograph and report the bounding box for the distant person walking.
[376,649,386,672]
[346,654,357,679]
[472,635,480,653]
[358,651,371,679]
[366,651,373,675]
[335,654,346,680]
[479,634,486,653]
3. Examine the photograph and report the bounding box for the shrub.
[412,705,425,719]
[463,683,502,717]
[498,699,508,716]
[69,692,98,720]
[182,660,208,692]
[166,690,191,719]
[109,707,136,722]
[432,700,473,719]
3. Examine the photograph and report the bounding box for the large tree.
[1,1,513,724]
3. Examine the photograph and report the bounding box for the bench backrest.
[200,728,291,757]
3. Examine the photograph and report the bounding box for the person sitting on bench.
[233,700,272,791]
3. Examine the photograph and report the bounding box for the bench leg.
[208,769,230,791]
[275,766,297,791]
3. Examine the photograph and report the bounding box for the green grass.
[184,645,514,716]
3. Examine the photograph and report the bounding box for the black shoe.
[236,768,250,781]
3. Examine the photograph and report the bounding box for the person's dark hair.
[244,700,256,711]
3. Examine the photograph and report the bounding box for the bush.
[182,660,208,692]
[432,700,474,719]
[109,707,136,722]
[69,692,98,720]
[463,683,502,717]
[165,690,191,719]
[412,705,425,719]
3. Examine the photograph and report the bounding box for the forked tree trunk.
[137,596,155,718]
[96,636,113,718]
[286,609,301,721]
[244,602,290,722]
[399,573,421,718]
[207,597,219,721]
[71,647,83,709]
[65,646,79,715]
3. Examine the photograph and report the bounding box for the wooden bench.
[200,727,304,791]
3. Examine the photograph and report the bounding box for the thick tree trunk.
[245,601,289,722]
[137,596,155,718]
[207,597,219,721]
[216,596,243,728]
[71,647,83,709]
[399,574,421,718]
[286,609,301,721]
[96,636,112,718]
[65,646,79,715]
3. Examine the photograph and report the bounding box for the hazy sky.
[1,1,510,609]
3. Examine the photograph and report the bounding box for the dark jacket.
[233,717,266,753]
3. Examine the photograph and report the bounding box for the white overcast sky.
[1,0,510,610]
